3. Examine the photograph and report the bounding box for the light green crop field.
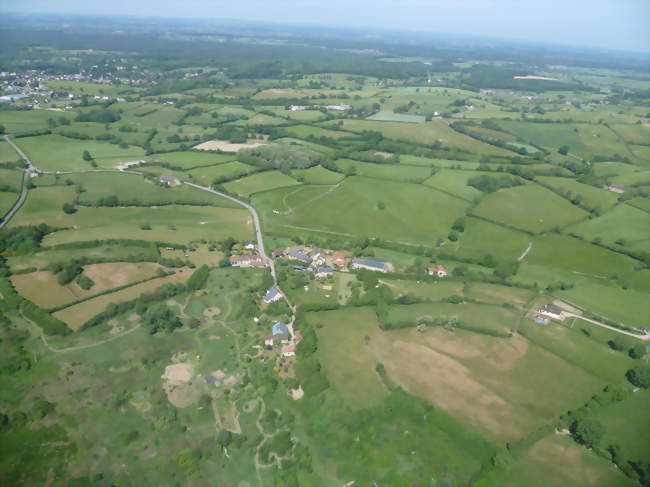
[0,141,20,162]
[423,169,488,202]
[593,161,643,178]
[186,161,256,186]
[629,144,650,164]
[221,170,300,197]
[593,389,650,461]
[145,151,237,169]
[566,203,650,253]
[472,184,589,233]
[611,170,650,186]
[449,216,532,261]
[464,283,534,308]
[68,172,238,207]
[53,270,191,330]
[0,168,23,192]
[526,233,639,278]
[15,135,146,171]
[382,279,464,301]
[366,112,426,123]
[23,204,252,246]
[291,165,344,185]
[258,176,469,245]
[283,124,349,140]
[335,159,431,182]
[558,283,650,328]
[611,123,650,145]
[499,121,587,153]
[45,80,131,96]
[536,176,620,210]
[0,109,75,133]
[399,154,481,169]
[269,108,326,122]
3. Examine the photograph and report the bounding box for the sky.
[3,0,650,52]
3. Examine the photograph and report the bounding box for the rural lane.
[0,135,38,229]
[565,313,650,341]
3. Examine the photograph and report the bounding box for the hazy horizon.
[2,0,649,53]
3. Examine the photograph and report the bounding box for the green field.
[536,176,619,210]
[283,124,349,140]
[291,165,345,185]
[566,203,650,253]
[0,191,18,218]
[366,112,426,123]
[221,170,300,197]
[423,169,488,202]
[145,151,237,169]
[336,158,431,182]
[186,161,256,186]
[257,176,469,244]
[15,135,146,171]
[0,141,20,162]
[0,109,75,133]
[472,184,589,233]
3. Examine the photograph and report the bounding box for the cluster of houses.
[273,246,340,278]
[229,241,267,268]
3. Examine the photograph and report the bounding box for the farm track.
[517,241,533,261]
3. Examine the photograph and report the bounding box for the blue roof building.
[286,250,312,263]
[351,258,393,273]
[263,286,282,303]
[272,321,289,340]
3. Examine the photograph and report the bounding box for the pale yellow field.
[193,140,266,152]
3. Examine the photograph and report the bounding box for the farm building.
[272,322,290,341]
[538,304,565,321]
[311,249,326,266]
[428,265,448,278]
[331,251,346,267]
[263,286,283,304]
[230,255,265,268]
[272,249,284,258]
[351,259,394,273]
[282,343,296,357]
[314,267,334,278]
[159,175,180,186]
[264,334,274,348]
[244,240,256,250]
[605,183,626,194]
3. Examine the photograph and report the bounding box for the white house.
[538,304,565,321]
[428,265,448,278]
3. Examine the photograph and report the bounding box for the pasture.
[186,161,256,186]
[536,176,619,210]
[423,169,488,202]
[0,141,20,162]
[34,205,252,246]
[283,124,349,140]
[0,192,18,218]
[221,170,300,197]
[14,135,146,171]
[266,176,470,245]
[145,151,236,169]
[53,269,192,330]
[566,203,650,254]
[472,184,589,233]
[366,112,425,123]
[11,262,164,309]
[0,109,74,133]
[335,158,431,182]
[291,165,344,185]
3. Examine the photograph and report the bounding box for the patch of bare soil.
[162,363,193,382]
[372,338,522,439]
[289,386,304,400]
[194,140,266,152]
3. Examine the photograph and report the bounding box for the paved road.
[0,135,35,229]
[565,313,650,341]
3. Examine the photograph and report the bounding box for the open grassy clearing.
[399,154,481,169]
[536,176,619,210]
[472,184,589,233]
[557,283,650,328]
[11,262,164,309]
[291,165,344,185]
[366,112,425,123]
[449,216,532,261]
[7,243,161,271]
[0,141,21,162]
[32,205,252,246]
[593,389,650,461]
[479,435,636,487]
[185,161,256,186]
[53,269,191,330]
[526,233,640,278]
[15,135,146,171]
[68,172,238,207]
[0,109,74,133]
[144,151,237,169]
[0,191,18,218]
[221,170,300,197]
[335,158,431,182]
[423,169,489,201]
[262,176,469,245]
[464,283,534,308]
[518,318,637,382]
[330,119,514,155]
[565,203,650,254]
